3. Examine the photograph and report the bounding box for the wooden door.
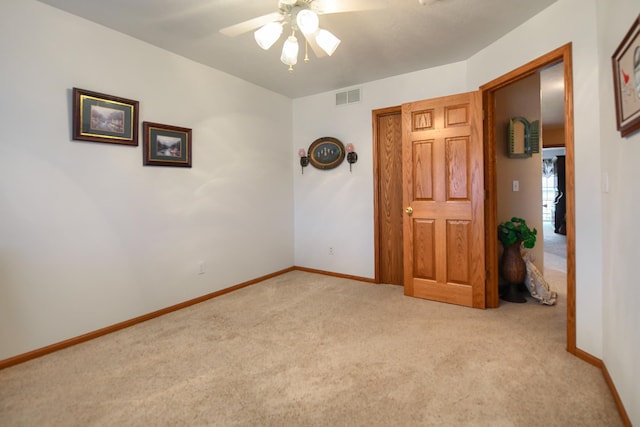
[402,91,485,308]
[373,107,403,285]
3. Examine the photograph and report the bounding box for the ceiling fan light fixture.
[315,29,341,56]
[254,22,283,50]
[296,9,319,35]
[280,35,299,66]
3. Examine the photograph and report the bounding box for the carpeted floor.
[543,221,567,261]
[0,268,621,426]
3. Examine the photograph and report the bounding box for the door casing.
[481,43,576,352]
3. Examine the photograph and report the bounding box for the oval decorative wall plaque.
[308,137,345,170]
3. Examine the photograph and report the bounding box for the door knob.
[405,206,413,215]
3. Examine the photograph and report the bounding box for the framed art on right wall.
[612,14,640,137]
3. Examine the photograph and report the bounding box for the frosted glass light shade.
[296,10,319,35]
[316,29,341,56]
[254,22,283,50]
[280,35,299,65]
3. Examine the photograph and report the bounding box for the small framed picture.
[142,122,192,167]
[612,15,640,137]
[72,88,139,145]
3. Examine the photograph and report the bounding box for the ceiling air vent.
[336,88,361,106]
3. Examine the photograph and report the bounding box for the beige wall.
[543,126,566,147]
[495,74,544,270]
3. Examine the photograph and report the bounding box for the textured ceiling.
[37,0,558,99]
[540,62,565,128]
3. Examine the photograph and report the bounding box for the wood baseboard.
[572,347,602,368]
[0,267,295,371]
[293,266,376,283]
[571,347,632,427]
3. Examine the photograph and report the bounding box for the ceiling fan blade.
[312,0,388,15]
[219,12,283,37]
[305,34,327,59]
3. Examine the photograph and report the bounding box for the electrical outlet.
[329,247,334,255]
[512,180,519,192]
[198,261,206,275]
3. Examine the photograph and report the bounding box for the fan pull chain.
[304,39,310,63]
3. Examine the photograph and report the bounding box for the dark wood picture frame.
[612,15,640,137]
[142,122,192,168]
[308,136,345,170]
[72,88,139,145]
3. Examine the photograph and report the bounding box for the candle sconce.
[298,148,310,174]
[346,143,358,172]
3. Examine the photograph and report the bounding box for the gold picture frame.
[72,88,139,145]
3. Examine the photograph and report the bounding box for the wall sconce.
[298,148,309,174]
[346,143,358,172]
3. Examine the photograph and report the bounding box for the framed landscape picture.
[72,88,139,145]
[612,15,640,137]
[142,122,192,167]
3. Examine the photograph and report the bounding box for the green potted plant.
[498,217,537,249]
[497,217,537,303]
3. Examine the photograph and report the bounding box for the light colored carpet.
[543,221,567,261]
[0,269,621,426]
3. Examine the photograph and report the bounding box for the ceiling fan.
[219,0,387,72]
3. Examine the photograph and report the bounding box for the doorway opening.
[481,43,576,353]
[542,147,567,271]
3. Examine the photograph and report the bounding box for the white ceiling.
[540,62,565,128]
[37,0,558,99]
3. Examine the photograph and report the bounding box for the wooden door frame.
[480,43,576,353]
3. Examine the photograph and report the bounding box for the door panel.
[413,219,435,280]
[413,141,434,200]
[374,108,404,285]
[446,138,469,199]
[402,91,485,308]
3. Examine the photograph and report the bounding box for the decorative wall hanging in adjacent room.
[507,116,539,158]
[72,88,139,146]
[142,122,192,168]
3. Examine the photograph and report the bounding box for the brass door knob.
[405,206,413,215]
